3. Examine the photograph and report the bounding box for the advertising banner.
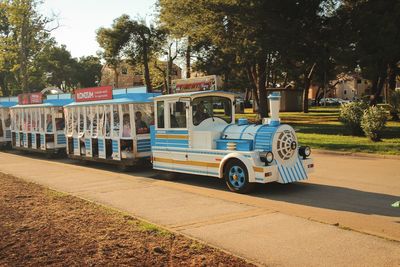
[18,93,43,105]
[75,86,113,102]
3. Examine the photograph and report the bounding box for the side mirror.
[175,101,185,113]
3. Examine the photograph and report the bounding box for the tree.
[334,0,400,105]
[97,15,166,92]
[159,0,326,116]
[75,56,102,88]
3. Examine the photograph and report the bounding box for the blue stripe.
[277,166,287,183]
[239,124,253,139]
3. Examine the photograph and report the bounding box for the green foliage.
[339,102,368,135]
[389,90,400,120]
[361,106,387,142]
[97,15,166,91]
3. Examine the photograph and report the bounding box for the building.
[333,73,370,100]
[308,73,370,101]
[100,61,182,89]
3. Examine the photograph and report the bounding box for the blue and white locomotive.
[151,90,313,193]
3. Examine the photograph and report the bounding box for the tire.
[224,159,254,194]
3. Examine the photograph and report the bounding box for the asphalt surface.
[0,151,399,266]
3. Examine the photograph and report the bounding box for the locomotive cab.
[151,91,314,193]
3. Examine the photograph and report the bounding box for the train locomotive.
[4,81,313,193]
[151,90,313,193]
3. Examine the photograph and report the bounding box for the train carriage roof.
[0,97,18,108]
[12,94,73,109]
[65,92,160,107]
[152,90,238,101]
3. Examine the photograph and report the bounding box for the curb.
[313,149,400,160]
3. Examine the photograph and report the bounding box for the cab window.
[170,102,187,128]
[156,101,165,129]
[192,96,232,126]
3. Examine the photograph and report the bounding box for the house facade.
[100,61,182,89]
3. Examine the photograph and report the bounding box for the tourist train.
[0,97,18,148]
[3,77,313,193]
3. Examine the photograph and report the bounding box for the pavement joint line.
[169,208,276,231]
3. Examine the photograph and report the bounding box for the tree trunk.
[370,71,386,106]
[113,67,119,88]
[0,74,9,96]
[303,77,311,113]
[257,58,268,118]
[142,45,153,93]
[186,37,191,79]
[246,65,259,113]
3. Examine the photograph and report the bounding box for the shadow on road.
[4,150,399,218]
[152,172,400,218]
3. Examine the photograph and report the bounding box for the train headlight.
[299,146,311,159]
[260,151,274,165]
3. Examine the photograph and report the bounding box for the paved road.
[0,151,399,266]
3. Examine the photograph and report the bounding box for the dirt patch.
[0,173,254,266]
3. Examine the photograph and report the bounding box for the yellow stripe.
[154,157,219,168]
[253,166,264,173]
[155,134,188,140]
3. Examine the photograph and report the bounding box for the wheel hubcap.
[229,166,245,188]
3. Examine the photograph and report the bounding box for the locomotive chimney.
[266,92,281,126]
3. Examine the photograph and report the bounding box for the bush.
[389,90,400,120]
[339,102,368,135]
[361,106,387,141]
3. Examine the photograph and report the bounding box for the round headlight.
[299,146,311,158]
[304,146,311,157]
[266,151,274,163]
[260,151,274,164]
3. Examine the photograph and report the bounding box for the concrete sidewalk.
[0,152,399,266]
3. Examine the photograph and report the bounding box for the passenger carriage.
[64,86,159,168]
[151,90,314,193]
[10,93,73,154]
[0,97,18,148]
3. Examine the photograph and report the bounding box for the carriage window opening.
[192,96,232,126]
[27,111,31,131]
[98,106,105,137]
[157,101,165,129]
[40,109,45,132]
[79,107,85,134]
[46,109,53,133]
[5,110,11,128]
[170,102,187,128]
[112,105,120,137]
[0,112,3,137]
[105,106,111,137]
[31,110,36,131]
[135,104,151,134]
[66,109,73,135]
[92,106,98,136]
[122,104,131,138]
[55,107,65,131]
[85,106,92,135]
[73,108,78,134]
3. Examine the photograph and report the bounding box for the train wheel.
[224,159,254,194]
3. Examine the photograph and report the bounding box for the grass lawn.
[237,107,400,155]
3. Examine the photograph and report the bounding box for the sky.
[39,0,157,58]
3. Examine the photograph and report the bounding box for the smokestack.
[267,92,281,126]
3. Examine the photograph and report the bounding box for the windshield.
[192,96,232,126]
